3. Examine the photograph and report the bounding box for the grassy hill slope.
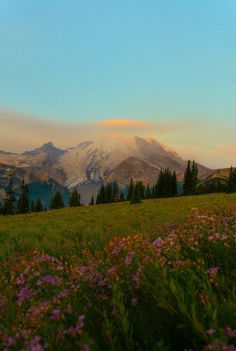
[0,193,236,259]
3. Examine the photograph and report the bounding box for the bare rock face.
[0,134,210,203]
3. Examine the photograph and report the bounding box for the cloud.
[98,119,148,128]
[0,107,236,169]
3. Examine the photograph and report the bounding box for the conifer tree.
[90,195,94,205]
[17,180,29,214]
[111,182,119,202]
[145,184,151,199]
[171,171,178,196]
[50,192,64,209]
[127,179,134,201]
[130,182,142,204]
[226,167,236,193]
[69,189,81,207]
[3,178,15,215]
[119,191,125,202]
[35,198,43,212]
[191,161,199,194]
[183,161,193,195]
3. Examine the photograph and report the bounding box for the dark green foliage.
[171,170,178,196]
[183,161,193,195]
[17,180,30,214]
[69,189,81,207]
[183,160,199,195]
[3,178,16,215]
[127,178,134,201]
[119,191,125,202]
[35,198,44,212]
[50,192,65,209]
[226,167,236,193]
[96,182,124,204]
[153,169,178,198]
[198,179,227,194]
[90,195,94,205]
[31,198,44,212]
[130,182,143,204]
[144,184,151,199]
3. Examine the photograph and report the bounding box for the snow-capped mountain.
[0,134,210,203]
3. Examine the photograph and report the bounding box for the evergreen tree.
[119,191,125,202]
[171,171,178,196]
[90,195,95,205]
[145,184,151,199]
[17,180,29,214]
[69,189,81,207]
[3,178,16,215]
[50,192,64,209]
[130,182,142,204]
[0,201,2,215]
[226,167,236,193]
[183,161,192,195]
[35,198,43,212]
[191,161,199,194]
[105,183,113,203]
[127,179,134,201]
[111,182,119,202]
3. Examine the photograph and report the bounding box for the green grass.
[0,193,235,260]
[0,193,236,351]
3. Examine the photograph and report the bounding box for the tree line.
[1,163,236,214]
[0,180,81,215]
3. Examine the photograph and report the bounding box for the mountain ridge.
[0,134,213,203]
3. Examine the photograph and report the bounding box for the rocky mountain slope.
[0,135,211,203]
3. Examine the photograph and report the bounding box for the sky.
[0,0,236,168]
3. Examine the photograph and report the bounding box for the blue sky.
[0,0,236,124]
[0,0,236,167]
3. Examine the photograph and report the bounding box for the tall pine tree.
[69,189,81,207]
[127,179,134,201]
[3,178,16,215]
[17,180,29,214]
[50,192,65,209]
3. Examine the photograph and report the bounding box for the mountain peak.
[22,142,66,163]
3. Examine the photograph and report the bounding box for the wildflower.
[125,254,132,265]
[17,286,31,304]
[207,267,219,276]
[152,237,163,248]
[224,326,236,338]
[206,328,216,336]
[51,309,61,321]
[131,297,138,306]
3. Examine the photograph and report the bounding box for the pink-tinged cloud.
[98,119,148,128]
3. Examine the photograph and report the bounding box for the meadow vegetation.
[0,194,236,350]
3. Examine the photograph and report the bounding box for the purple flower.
[51,309,61,320]
[224,326,236,338]
[125,254,132,265]
[17,286,31,304]
[152,237,163,248]
[206,328,216,336]
[207,267,219,275]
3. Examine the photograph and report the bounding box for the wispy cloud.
[98,119,148,128]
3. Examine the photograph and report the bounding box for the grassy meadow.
[0,193,236,350]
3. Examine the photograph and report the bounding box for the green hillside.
[0,193,235,259]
